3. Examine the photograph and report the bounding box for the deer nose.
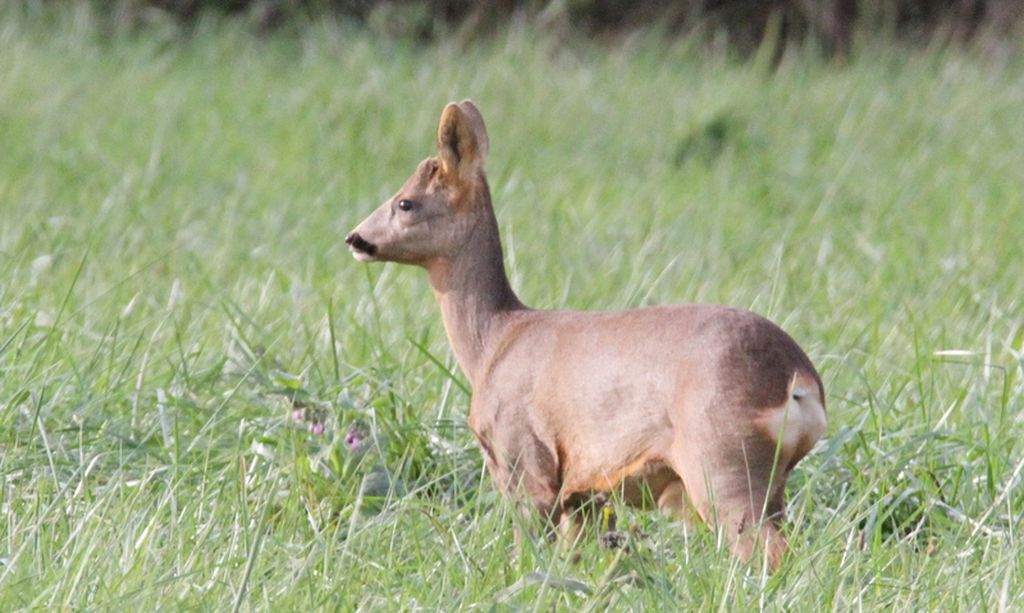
[345,232,377,256]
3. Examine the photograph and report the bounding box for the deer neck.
[427,203,524,385]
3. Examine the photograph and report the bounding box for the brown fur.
[345,100,826,571]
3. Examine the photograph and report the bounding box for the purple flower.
[310,421,325,435]
[345,425,366,451]
[291,409,305,422]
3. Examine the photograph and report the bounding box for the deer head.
[346,100,491,267]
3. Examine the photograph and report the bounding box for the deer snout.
[345,231,378,261]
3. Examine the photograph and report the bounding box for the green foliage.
[1,11,1023,610]
[22,0,1024,54]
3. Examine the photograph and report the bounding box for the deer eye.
[397,199,417,212]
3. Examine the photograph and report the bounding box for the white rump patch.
[757,373,826,458]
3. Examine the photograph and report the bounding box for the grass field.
[2,8,1023,610]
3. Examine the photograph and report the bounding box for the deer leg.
[674,437,791,571]
[656,478,701,527]
[556,492,595,546]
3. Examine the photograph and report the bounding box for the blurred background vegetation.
[23,0,1024,56]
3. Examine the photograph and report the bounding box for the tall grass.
[1,9,1022,610]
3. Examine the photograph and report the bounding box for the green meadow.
[1,9,1023,610]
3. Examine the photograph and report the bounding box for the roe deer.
[345,100,826,570]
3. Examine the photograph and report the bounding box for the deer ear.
[437,100,488,181]
[456,100,489,161]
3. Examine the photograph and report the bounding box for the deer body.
[346,101,826,570]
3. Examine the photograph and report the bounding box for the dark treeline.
[53,1,1024,54]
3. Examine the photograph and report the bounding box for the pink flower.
[310,422,325,435]
[291,409,305,422]
[345,425,366,451]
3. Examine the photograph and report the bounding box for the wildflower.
[291,408,304,422]
[345,425,366,451]
[310,421,325,435]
